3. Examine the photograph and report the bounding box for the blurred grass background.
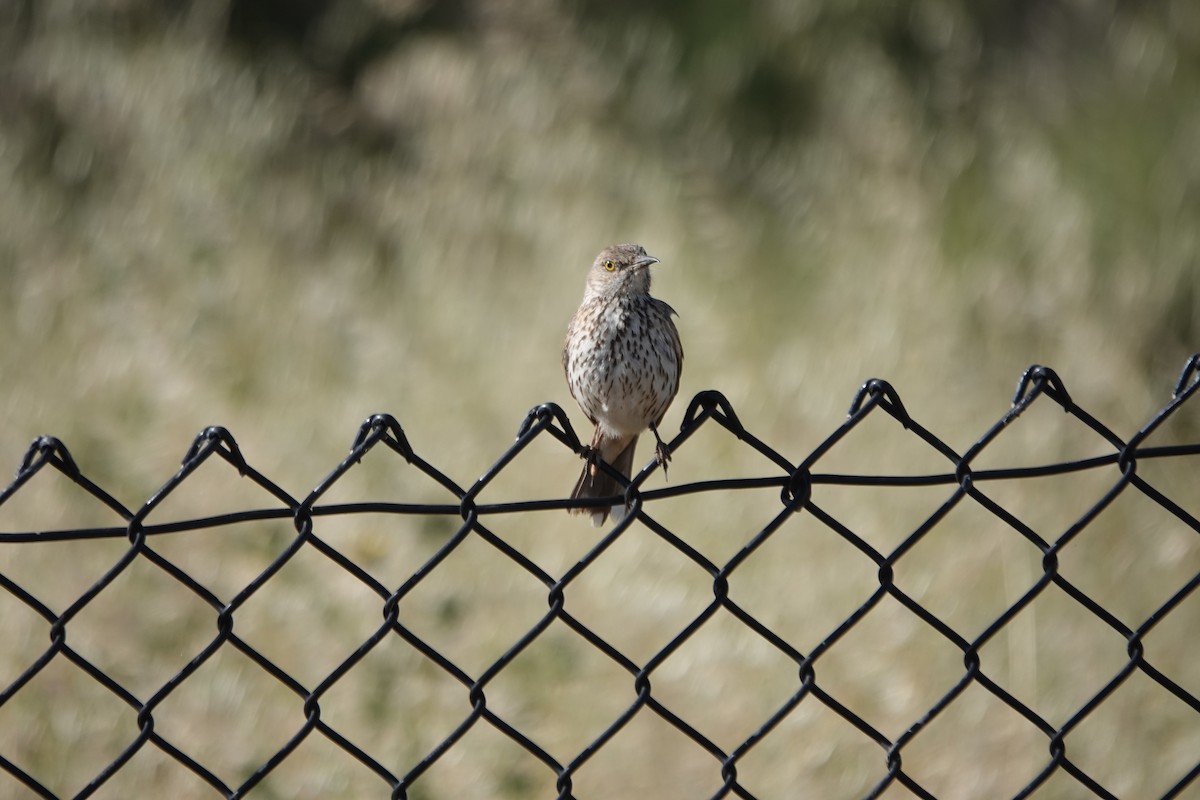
[0,0,1198,798]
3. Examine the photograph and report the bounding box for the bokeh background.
[1,1,1198,798]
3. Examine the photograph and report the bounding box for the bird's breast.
[564,296,681,438]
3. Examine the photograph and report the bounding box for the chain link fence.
[2,357,1199,799]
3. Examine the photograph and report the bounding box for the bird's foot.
[579,444,601,472]
[650,423,671,479]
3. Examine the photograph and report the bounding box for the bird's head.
[584,243,659,301]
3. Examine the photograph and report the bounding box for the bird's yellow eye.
[603,260,616,271]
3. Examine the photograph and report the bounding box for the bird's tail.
[569,433,638,527]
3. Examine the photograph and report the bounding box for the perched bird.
[562,243,683,526]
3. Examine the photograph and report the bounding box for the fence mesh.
[2,358,1199,800]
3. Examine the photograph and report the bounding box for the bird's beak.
[633,255,660,270]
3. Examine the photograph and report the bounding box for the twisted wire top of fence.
[2,356,1199,800]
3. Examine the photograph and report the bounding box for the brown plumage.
[562,244,683,526]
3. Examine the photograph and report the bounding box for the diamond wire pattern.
[0,358,1198,799]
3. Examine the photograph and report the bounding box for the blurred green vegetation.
[0,1,1198,798]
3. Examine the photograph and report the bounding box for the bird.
[562,243,683,526]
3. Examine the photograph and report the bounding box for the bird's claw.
[650,424,671,479]
[655,441,671,477]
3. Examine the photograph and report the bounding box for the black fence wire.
[2,357,1200,800]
